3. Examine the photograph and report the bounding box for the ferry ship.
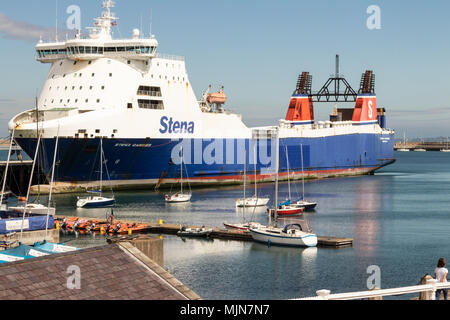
[9,1,395,193]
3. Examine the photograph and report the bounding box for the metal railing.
[294,279,450,300]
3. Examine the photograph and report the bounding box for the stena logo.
[159,116,195,134]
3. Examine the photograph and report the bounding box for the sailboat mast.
[100,138,103,194]
[180,146,183,193]
[274,129,280,223]
[285,145,291,200]
[0,128,15,207]
[254,143,257,198]
[20,131,42,242]
[301,143,305,199]
[46,126,60,236]
[243,148,246,224]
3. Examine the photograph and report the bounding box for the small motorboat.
[177,226,213,238]
[249,223,317,248]
[33,241,78,254]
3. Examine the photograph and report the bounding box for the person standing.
[434,258,448,300]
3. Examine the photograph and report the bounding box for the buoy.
[158,219,163,225]
[55,222,60,230]
[128,229,132,235]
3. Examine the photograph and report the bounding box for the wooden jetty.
[55,215,353,248]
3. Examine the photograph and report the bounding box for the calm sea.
[51,151,450,300]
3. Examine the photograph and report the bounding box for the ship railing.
[293,279,449,300]
[156,53,185,61]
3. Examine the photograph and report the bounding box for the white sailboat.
[397,132,410,152]
[76,138,115,208]
[165,147,191,203]
[236,144,269,207]
[9,127,56,216]
[225,148,264,231]
[292,143,317,211]
[249,129,317,248]
[441,137,450,152]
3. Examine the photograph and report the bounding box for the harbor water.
[53,151,450,300]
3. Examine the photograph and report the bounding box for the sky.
[1,0,450,139]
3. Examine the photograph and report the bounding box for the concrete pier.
[4,228,59,246]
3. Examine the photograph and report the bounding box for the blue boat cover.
[0,216,55,234]
[278,200,291,207]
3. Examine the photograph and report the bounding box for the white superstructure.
[10,0,250,141]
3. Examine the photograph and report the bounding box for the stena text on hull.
[9,1,395,193]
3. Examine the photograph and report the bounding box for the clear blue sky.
[1,0,450,139]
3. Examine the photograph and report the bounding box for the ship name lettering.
[159,116,194,134]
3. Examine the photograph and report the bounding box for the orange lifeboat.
[207,86,227,104]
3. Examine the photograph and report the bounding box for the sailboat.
[267,144,304,216]
[224,148,264,231]
[397,132,410,152]
[441,137,450,152]
[8,128,55,216]
[165,147,191,203]
[236,144,269,207]
[249,130,317,248]
[292,144,317,211]
[76,138,115,208]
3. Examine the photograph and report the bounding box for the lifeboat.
[207,86,227,104]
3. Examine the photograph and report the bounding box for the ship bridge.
[35,0,158,63]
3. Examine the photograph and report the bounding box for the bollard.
[316,290,331,300]
[426,278,438,300]
[158,219,163,225]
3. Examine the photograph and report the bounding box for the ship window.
[113,129,118,133]
[60,99,63,103]
[101,86,105,90]
[75,133,79,138]
[96,99,100,103]
[60,62,63,66]
[80,86,83,90]
[79,73,82,77]
[104,47,116,52]
[95,129,100,133]
[75,99,78,103]
[127,103,133,109]
[67,99,70,103]
[63,74,66,78]
[51,99,54,103]
[127,60,131,64]
[85,47,92,54]
[137,86,161,97]
[85,99,89,103]
[73,61,77,65]
[138,99,164,110]
[109,73,113,77]
[79,47,85,54]
[72,86,75,90]
[49,87,52,91]
[117,47,125,52]
[89,86,93,90]
[78,129,86,133]
[92,73,95,77]
[65,86,67,90]
[98,47,103,54]
[88,60,92,64]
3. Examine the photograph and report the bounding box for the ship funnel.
[285,72,314,123]
[352,70,378,122]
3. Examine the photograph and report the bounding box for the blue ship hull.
[15,132,395,189]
